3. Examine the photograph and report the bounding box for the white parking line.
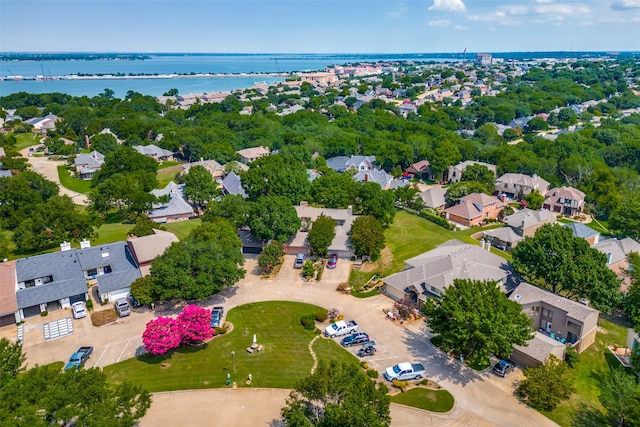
[116,338,132,363]
[93,346,109,367]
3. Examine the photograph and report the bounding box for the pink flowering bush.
[178,305,215,344]
[142,316,182,355]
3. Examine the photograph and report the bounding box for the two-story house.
[495,173,550,200]
[444,193,504,227]
[509,282,599,367]
[543,186,586,217]
[236,146,270,165]
[482,208,556,250]
[326,155,376,173]
[74,150,105,180]
[447,160,497,184]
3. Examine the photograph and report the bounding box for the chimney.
[60,241,71,252]
[80,239,91,249]
[347,205,352,215]
[300,201,308,208]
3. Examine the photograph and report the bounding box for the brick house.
[444,193,504,227]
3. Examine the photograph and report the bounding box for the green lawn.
[15,132,41,150]
[156,169,178,189]
[390,387,455,412]
[157,161,182,170]
[556,217,611,236]
[57,166,92,194]
[544,318,628,426]
[93,223,132,246]
[164,218,201,239]
[104,301,357,392]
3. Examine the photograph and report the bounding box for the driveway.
[9,256,558,427]
[20,146,89,205]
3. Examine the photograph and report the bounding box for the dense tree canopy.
[349,215,385,260]
[307,214,336,257]
[511,224,622,312]
[242,154,310,204]
[516,355,574,412]
[423,279,533,361]
[183,165,219,211]
[281,360,391,427]
[248,195,301,243]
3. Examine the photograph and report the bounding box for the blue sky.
[1,0,638,53]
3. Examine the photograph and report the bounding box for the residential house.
[133,144,174,162]
[562,222,600,246]
[352,169,408,191]
[221,172,247,198]
[24,113,59,133]
[509,282,599,367]
[483,208,556,250]
[0,261,19,326]
[182,159,225,180]
[418,186,447,211]
[14,249,89,320]
[326,155,376,173]
[398,102,417,117]
[126,229,179,276]
[98,128,124,144]
[381,240,515,304]
[74,150,105,180]
[405,160,432,180]
[236,146,270,165]
[494,173,550,200]
[148,181,194,223]
[593,237,640,292]
[447,160,497,184]
[444,193,505,227]
[543,186,586,217]
[285,203,358,259]
[77,242,141,303]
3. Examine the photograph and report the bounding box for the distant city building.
[476,53,493,66]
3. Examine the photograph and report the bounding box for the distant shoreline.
[1,72,290,82]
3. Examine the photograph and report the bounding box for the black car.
[493,359,516,377]
[340,332,370,348]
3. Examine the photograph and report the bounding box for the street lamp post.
[231,350,235,372]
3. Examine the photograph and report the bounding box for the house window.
[567,320,579,329]
[24,279,36,288]
[542,308,553,319]
[530,306,540,315]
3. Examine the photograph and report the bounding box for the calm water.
[0,53,459,98]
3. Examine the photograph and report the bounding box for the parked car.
[324,320,358,337]
[340,332,370,347]
[211,306,224,328]
[71,301,87,319]
[294,253,306,269]
[493,359,516,377]
[383,362,426,381]
[327,254,338,269]
[128,294,141,308]
[114,298,131,317]
[356,341,377,357]
[64,346,93,371]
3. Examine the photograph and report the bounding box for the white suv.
[114,298,131,317]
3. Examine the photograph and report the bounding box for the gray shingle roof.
[503,208,556,230]
[74,151,104,169]
[419,186,447,209]
[593,237,640,265]
[509,282,598,323]
[97,269,141,293]
[76,242,137,272]
[512,332,566,365]
[561,222,600,240]
[133,144,173,158]
[221,172,247,198]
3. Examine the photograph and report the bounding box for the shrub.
[327,308,340,321]
[360,361,369,369]
[315,310,328,322]
[419,209,454,230]
[142,316,182,355]
[314,328,322,335]
[215,323,229,335]
[564,346,579,368]
[300,314,316,330]
[85,299,93,310]
[40,310,48,317]
[177,305,214,344]
[366,369,379,379]
[392,379,409,392]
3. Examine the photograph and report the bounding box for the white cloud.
[428,19,452,26]
[453,24,469,30]
[388,1,408,18]
[468,2,591,26]
[429,0,466,13]
[534,4,590,15]
[611,0,640,10]
[535,0,554,3]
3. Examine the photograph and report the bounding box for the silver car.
[114,298,131,317]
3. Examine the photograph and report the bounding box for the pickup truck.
[324,320,358,337]
[383,362,426,381]
[64,346,93,371]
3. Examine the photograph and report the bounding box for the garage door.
[242,246,262,254]
[108,289,130,302]
[23,305,42,318]
[69,294,86,304]
[0,313,16,327]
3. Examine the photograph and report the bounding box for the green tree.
[525,117,549,132]
[302,260,316,279]
[624,252,640,328]
[461,164,495,192]
[129,276,156,305]
[610,191,640,240]
[128,215,162,237]
[524,189,545,210]
[349,216,385,260]
[311,170,359,209]
[93,146,158,189]
[257,241,282,274]
[201,194,250,229]
[307,214,336,257]
[248,196,301,243]
[429,140,461,183]
[183,165,218,211]
[516,355,574,411]
[0,338,25,388]
[423,279,533,361]
[150,219,245,301]
[512,224,622,312]
[599,368,638,427]
[281,360,390,427]
[445,181,489,205]
[242,154,310,204]
[89,133,119,154]
[355,182,396,227]
[0,365,151,427]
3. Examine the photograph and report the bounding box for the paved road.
[20,146,89,205]
[12,255,558,427]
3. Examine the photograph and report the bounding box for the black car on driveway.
[493,359,516,377]
[340,332,370,348]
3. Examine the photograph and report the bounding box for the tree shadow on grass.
[570,403,609,427]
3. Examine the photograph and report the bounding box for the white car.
[71,301,87,319]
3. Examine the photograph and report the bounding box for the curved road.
[20,256,558,427]
[20,146,89,205]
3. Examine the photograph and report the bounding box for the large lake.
[0,53,460,98]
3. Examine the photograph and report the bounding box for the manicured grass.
[390,387,455,412]
[93,223,132,246]
[15,132,41,150]
[351,289,380,298]
[163,218,202,239]
[104,301,357,392]
[156,169,178,189]
[544,317,628,426]
[157,161,182,170]
[556,217,610,236]
[57,166,92,194]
